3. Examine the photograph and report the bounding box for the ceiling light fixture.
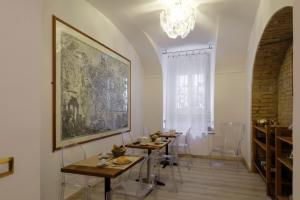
[160,0,196,39]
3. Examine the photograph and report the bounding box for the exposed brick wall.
[278,45,293,126]
[252,42,288,121]
[252,44,293,124]
[251,7,293,125]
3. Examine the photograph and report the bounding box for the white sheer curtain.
[164,52,213,138]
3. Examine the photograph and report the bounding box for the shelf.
[254,138,267,151]
[271,180,291,185]
[277,195,289,200]
[254,163,266,183]
[254,126,268,134]
[277,136,292,145]
[277,157,293,171]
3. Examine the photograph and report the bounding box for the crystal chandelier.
[160,0,196,39]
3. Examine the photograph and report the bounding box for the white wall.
[244,0,293,170]
[41,0,144,199]
[143,75,163,133]
[0,1,42,200]
[215,71,247,126]
[214,71,247,130]
[293,1,299,198]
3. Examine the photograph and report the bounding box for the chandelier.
[160,0,196,39]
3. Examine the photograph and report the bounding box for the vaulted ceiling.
[88,0,260,75]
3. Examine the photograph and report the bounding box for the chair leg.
[184,146,192,170]
[170,161,178,192]
[157,159,161,181]
[152,187,158,200]
[106,191,112,200]
[176,160,183,184]
[81,187,88,200]
[83,177,90,200]
[209,150,213,168]
[59,183,65,200]
[59,174,65,200]
[187,146,193,167]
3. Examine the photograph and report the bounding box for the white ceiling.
[88,0,260,75]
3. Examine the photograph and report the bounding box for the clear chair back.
[143,127,150,137]
[170,137,180,156]
[185,127,192,145]
[60,142,90,200]
[221,122,245,155]
[121,131,134,146]
[61,142,87,167]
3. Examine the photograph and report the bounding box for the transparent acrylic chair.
[120,131,145,181]
[177,127,193,168]
[121,131,145,156]
[157,137,183,192]
[209,122,245,169]
[111,155,158,200]
[143,127,150,137]
[59,142,92,200]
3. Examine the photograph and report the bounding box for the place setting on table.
[158,129,183,138]
[148,130,183,167]
[61,144,144,200]
[125,133,172,155]
[123,129,183,185]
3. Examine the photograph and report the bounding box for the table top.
[125,140,170,150]
[159,132,183,138]
[61,155,144,178]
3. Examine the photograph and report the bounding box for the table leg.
[161,137,177,168]
[147,149,151,182]
[149,149,166,186]
[161,137,170,168]
[165,137,169,155]
[104,177,111,200]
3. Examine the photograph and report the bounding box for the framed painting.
[52,16,131,151]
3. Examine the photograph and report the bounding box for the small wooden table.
[158,132,182,155]
[157,132,182,167]
[125,141,170,155]
[125,141,170,185]
[61,155,144,200]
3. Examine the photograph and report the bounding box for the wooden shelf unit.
[252,125,275,197]
[275,128,293,200]
[254,162,266,183]
[277,136,292,145]
[254,138,267,151]
[277,157,293,171]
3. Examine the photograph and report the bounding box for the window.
[163,50,214,136]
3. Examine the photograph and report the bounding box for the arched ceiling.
[253,7,293,78]
[88,0,260,75]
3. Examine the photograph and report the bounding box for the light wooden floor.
[70,158,268,200]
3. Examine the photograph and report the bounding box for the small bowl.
[112,149,126,158]
[150,135,159,142]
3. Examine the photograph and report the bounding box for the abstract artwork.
[52,16,131,151]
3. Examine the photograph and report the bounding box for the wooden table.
[125,141,170,185]
[157,132,182,167]
[61,155,144,200]
[125,141,170,155]
[158,132,182,155]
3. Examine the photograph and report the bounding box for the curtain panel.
[164,52,214,138]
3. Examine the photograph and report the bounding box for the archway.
[252,7,293,126]
[251,6,293,198]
